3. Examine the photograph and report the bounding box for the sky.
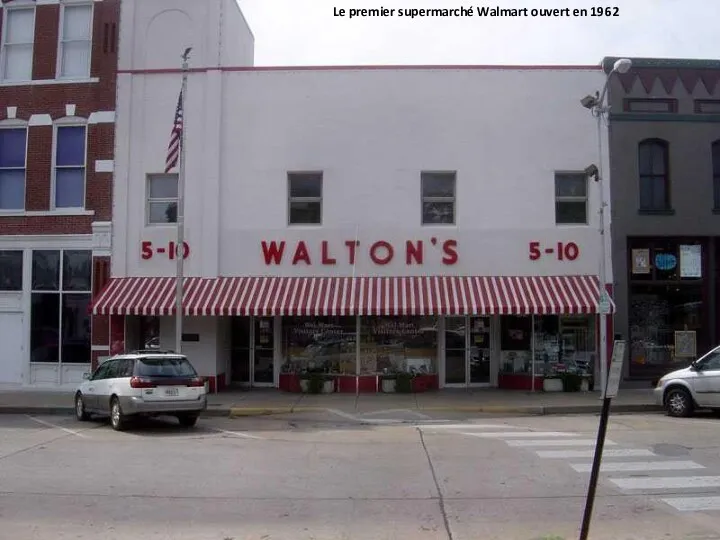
[236,0,720,66]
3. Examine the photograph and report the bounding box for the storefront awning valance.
[91,275,614,317]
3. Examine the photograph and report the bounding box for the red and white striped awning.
[92,275,613,317]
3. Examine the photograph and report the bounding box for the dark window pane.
[650,143,667,174]
[289,173,322,198]
[422,201,454,224]
[32,250,60,291]
[289,200,321,224]
[714,176,720,209]
[148,201,177,224]
[55,168,84,208]
[62,250,91,291]
[555,173,587,197]
[639,140,667,175]
[555,201,587,224]
[422,173,455,197]
[135,356,197,377]
[653,243,679,280]
[0,128,27,167]
[61,293,91,364]
[0,169,25,209]
[56,126,86,166]
[652,179,667,209]
[713,142,720,176]
[31,293,60,363]
[149,174,178,198]
[0,250,22,291]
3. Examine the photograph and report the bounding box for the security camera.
[613,58,632,74]
[580,94,599,110]
[584,164,599,181]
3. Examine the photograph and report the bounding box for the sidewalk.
[0,386,661,417]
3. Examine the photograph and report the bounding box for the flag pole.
[174,47,191,354]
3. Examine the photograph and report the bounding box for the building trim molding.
[0,234,93,249]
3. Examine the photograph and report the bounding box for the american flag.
[165,89,184,173]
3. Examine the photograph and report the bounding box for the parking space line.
[26,416,90,438]
[211,428,263,440]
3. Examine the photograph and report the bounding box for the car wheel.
[665,387,694,418]
[177,414,198,427]
[110,397,126,431]
[75,393,90,421]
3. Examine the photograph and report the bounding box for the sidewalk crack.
[417,427,453,540]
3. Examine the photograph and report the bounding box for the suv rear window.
[135,356,198,378]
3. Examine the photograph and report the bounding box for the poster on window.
[674,331,696,358]
[631,249,650,274]
[679,245,702,278]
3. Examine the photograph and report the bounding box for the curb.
[0,404,663,417]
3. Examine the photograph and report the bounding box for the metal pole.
[579,395,612,540]
[174,48,191,354]
[530,315,535,392]
[595,100,608,394]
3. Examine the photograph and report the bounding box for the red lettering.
[321,241,336,265]
[370,241,394,265]
[292,241,311,265]
[141,241,153,260]
[441,240,458,265]
[262,241,285,265]
[528,241,541,261]
[344,240,358,265]
[406,240,423,264]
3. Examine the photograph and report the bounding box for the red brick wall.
[0,0,120,236]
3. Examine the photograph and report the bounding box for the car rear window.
[135,356,198,377]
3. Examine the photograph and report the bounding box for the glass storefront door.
[444,316,492,386]
[230,317,275,386]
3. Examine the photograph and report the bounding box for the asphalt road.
[2,410,720,540]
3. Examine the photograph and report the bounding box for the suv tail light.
[130,376,157,388]
[187,377,205,387]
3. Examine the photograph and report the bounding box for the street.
[2,411,720,540]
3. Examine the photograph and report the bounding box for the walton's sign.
[261,238,458,266]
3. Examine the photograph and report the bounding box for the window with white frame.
[58,3,93,79]
[54,125,86,209]
[1,7,35,82]
[147,173,178,224]
[421,171,456,225]
[288,172,322,225]
[0,127,27,210]
[555,172,588,224]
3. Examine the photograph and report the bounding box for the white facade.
[107,0,613,388]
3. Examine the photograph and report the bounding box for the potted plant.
[543,373,563,392]
[380,373,397,393]
[300,372,334,394]
[560,371,582,392]
[395,371,414,393]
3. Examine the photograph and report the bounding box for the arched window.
[713,140,720,210]
[638,139,670,211]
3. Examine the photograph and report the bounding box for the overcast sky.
[237,0,720,66]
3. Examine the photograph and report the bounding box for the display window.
[281,316,356,374]
[359,316,438,375]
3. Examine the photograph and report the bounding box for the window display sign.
[674,331,696,358]
[631,249,650,274]
[679,245,702,278]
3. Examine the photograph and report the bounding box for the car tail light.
[130,376,157,388]
[187,377,205,387]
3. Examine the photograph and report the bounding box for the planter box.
[381,379,396,393]
[300,379,335,394]
[543,378,564,392]
[498,373,544,390]
[279,373,301,392]
[581,378,590,392]
[412,374,439,392]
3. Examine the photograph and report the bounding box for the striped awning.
[91,275,614,317]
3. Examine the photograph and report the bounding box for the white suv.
[654,344,720,417]
[75,351,208,431]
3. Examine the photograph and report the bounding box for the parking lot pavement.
[2,413,720,539]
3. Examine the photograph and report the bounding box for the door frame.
[442,315,494,388]
[230,316,275,388]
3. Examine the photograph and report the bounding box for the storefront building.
[605,57,720,383]
[0,0,119,387]
[91,0,614,391]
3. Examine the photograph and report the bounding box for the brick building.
[0,0,119,387]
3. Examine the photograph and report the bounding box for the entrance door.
[230,318,251,385]
[253,317,274,386]
[444,316,492,387]
[0,313,24,384]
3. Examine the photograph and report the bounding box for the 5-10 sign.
[528,241,580,261]
[141,240,190,260]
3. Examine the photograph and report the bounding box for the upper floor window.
[624,99,677,113]
[53,125,86,209]
[555,172,588,225]
[0,7,35,82]
[0,127,27,210]
[58,3,93,79]
[0,250,23,291]
[288,172,322,225]
[638,139,670,212]
[421,171,455,225]
[713,141,720,210]
[146,173,178,225]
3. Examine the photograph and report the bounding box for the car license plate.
[165,388,179,396]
